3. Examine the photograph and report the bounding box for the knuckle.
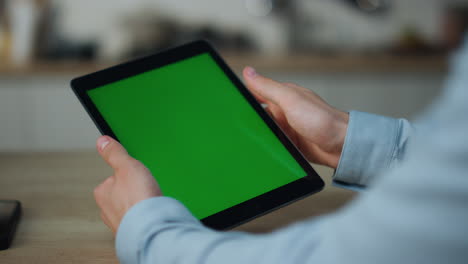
[128,158,146,171]
[127,157,139,166]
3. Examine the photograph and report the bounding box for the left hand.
[243,67,348,168]
[93,136,162,234]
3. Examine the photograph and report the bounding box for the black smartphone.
[0,200,21,250]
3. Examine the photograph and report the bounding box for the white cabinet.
[0,75,99,151]
[0,71,444,151]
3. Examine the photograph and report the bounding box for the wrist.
[328,110,349,168]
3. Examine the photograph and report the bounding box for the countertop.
[0,53,448,77]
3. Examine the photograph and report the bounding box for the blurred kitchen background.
[0,0,467,151]
[1,0,468,239]
[2,1,468,259]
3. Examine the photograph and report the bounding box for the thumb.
[96,136,131,170]
[243,66,288,106]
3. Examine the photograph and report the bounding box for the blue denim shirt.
[115,44,468,263]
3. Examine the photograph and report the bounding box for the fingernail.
[245,66,257,78]
[98,137,110,150]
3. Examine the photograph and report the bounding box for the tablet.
[71,40,324,230]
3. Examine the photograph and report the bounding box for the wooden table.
[0,152,354,263]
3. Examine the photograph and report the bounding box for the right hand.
[94,136,162,235]
[243,67,349,169]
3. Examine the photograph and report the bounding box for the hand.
[93,136,162,234]
[243,67,349,168]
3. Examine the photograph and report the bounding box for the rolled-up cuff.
[334,111,400,187]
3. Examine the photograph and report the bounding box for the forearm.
[116,197,326,264]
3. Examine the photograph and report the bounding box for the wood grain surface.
[0,152,354,263]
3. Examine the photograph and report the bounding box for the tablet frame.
[71,40,324,230]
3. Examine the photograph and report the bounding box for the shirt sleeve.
[333,110,413,188]
[116,196,330,264]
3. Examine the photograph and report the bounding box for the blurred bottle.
[392,26,435,55]
[441,5,468,51]
[0,0,12,62]
[6,0,39,66]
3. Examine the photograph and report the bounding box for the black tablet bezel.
[71,40,324,230]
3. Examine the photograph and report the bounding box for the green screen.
[87,53,306,219]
